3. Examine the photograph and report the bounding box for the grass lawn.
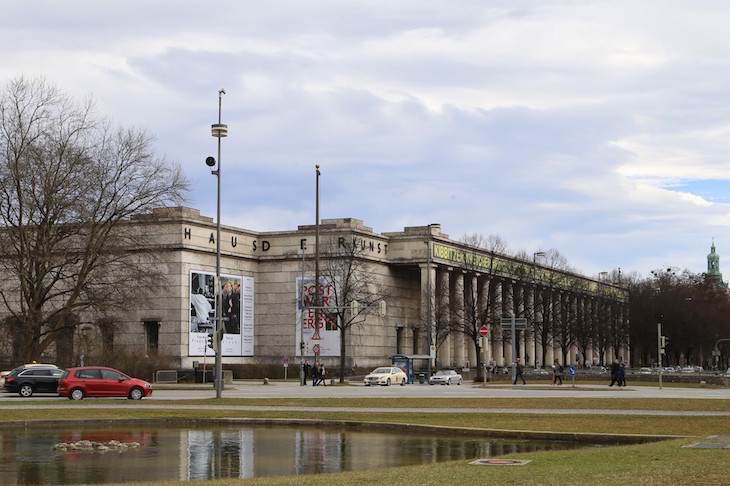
[2,396,728,485]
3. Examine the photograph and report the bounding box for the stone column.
[545,289,555,366]
[456,273,470,368]
[419,262,436,357]
[438,268,451,367]
[490,277,502,369]
[497,279,511,367]
[470,275,488,368]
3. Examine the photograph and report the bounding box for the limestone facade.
[20,206,630,370]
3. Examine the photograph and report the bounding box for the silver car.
[429,369,462,385]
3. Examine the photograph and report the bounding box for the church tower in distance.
[706,240,724,286]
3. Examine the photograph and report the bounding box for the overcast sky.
[3,1,730,279]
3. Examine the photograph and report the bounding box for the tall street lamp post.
[314,165,321,364]
[207,89,227,398]
[532,252,545,368]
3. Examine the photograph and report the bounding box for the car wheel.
[70,388,85,401]
[400,378,405,386]
[129,387,144,400]
[19,384,34,397]
[458,378,462,385]
[447,378,451,385]
[386,378,391,386]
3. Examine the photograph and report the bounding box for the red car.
[57,366,153,400]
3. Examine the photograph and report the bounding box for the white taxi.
[364,366,407,386]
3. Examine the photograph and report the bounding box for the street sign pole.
[479,325,489,386]
[658,322,663,390]
[482,333,489,386]
[501,317,527,384]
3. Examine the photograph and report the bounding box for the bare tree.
[317,237,389,383]
[0,76,189,363]
[461,233,511,256]
[534,249,572,368]
[456,234,507,375]
[413,275,454,363]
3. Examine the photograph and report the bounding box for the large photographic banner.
[189,270,254,357]
[295,277,341,357]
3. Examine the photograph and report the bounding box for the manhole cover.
[469,459,532,466]
[683,442,730,449]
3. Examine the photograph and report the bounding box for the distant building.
[706,240,724,286]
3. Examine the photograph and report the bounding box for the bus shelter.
[390,354,432,384]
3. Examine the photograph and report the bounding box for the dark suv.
[3,364,64,397]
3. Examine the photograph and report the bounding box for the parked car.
[429,369,462,385]
[363,366,407,386]
[638,367,653,374]
[527,368,551,376]
[2,362,58,387]
[725,367,730,378]
[0,370,10,387]
[57,366,153,400]
[3,364,64,397]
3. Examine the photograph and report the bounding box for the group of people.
[609,359,627,387]
[507,357,629,387]
[508,357,563,385]
[303,360,327,386]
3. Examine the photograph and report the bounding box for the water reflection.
[0,424,586,484]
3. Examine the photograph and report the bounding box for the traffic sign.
[569,365,576,377]
[282,356,289,364]
[500,317,527,330]
[479,325,489,337]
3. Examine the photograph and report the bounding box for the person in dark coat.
[303,360,311,385]
[619,362,626,387]
[513,357,526,385]
[311,362,320,386]
[609,359,621,386]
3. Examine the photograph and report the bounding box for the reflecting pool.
[0,424,589,484]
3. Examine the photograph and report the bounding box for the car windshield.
[435,370,449,376]
[372,368,392,374]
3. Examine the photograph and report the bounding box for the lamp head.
[205,156,216,167]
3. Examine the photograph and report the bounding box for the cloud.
[3,1,730,278]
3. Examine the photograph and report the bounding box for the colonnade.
[418,262,629,370]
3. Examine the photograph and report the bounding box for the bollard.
[263,377,269,385]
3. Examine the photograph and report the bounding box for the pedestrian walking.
[619,362,626,387]
[609,359,621,386]
[312,362,320,386]
[513,357,526,385]
[303,360,311,385]
[320,364,327,386]
[552,359,563,385]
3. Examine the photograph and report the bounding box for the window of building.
[396,327,403,355]
[98,319,115,362]
[412,328,419,355]
[144,321,159,352]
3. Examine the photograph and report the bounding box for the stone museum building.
[3,206,629,374]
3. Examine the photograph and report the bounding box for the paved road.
[3,381,728,416]
[150,380,730,401]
